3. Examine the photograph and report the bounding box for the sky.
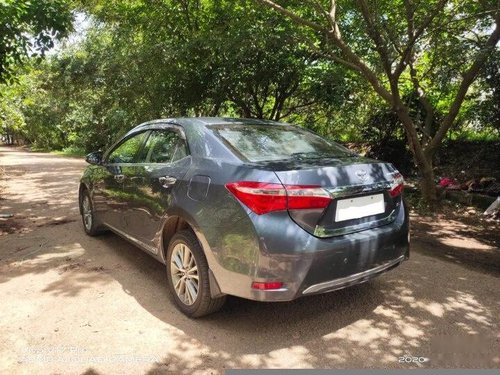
[48,12,91,56]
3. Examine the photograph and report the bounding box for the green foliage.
[0,0,498,177]
[52,145,87,157]
[461,49,500,134]
[2,1,358,151]
[0,0,73,84]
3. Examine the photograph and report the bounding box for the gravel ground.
[0,146,498,374]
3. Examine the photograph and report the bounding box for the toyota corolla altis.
[79,117,409,317]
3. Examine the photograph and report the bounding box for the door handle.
[114,174,125,183]
[159,176,177,187]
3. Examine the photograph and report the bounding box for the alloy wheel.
[82,195,93,231]
[170,243,199,306]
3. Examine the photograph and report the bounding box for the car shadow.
[82,228,387,354]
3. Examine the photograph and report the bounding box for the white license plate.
[335,194,385,222]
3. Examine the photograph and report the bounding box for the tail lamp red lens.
[389,172,405,197]
[251,281,284,290]
[225,181,331,215]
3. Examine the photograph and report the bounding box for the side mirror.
[85,151,103,165]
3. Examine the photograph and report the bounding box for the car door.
[99,130,150,231]
[123,127,191,250]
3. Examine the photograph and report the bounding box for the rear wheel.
[166,230,225,318]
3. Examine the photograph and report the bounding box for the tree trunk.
[393,101,438,207]
[417,160,438,208]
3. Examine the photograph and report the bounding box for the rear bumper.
[245,240,409,302]
[301,254,405,295]
[205,199,409,302]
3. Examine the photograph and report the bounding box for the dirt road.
[0,146,498,374]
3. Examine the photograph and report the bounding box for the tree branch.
[328,0,341,38]
[409,61,434,141]
[304,0,331,28]
[393,0,447,80]
[426,19,500,155]
[356,0,394,79]
[403,0,434,142]
[254,0,393,103]
[328,34,394,102]
[253,0,325,32]
[280,101,317,120]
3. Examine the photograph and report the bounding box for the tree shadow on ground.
[3,222,498,372]
[411,216,500,275]
[0,146,85,235]
[1,146,498,372]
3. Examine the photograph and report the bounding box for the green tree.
[0,0,73,84]
[13,0,353,151]
[465,49,500,134]
[80,0,351,120]
[254,0,500,206]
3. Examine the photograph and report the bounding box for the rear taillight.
[389,172,405,197]
[225,181,331,215]
[286,185,332,209]
[225,182,286,214]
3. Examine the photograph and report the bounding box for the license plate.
[335,194,385,222]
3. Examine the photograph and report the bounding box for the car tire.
[80,189,105,236]
[166,230,226,318]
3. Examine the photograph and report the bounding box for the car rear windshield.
[210,124,353,162]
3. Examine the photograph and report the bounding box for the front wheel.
[80,190,105,236]
[166,230,226,318]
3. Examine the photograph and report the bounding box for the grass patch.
[447,129,500,142]
[52,146,86,157]
[404,187,435,215]
[29,146,51,153]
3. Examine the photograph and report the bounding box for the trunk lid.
[268,156,402,237]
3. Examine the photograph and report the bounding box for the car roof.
[132,117,287,132]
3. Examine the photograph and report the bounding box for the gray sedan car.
[79,117,409,317]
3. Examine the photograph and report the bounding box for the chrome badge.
[355,169,368,182]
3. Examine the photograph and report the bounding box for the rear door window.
[143,130,188,164]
